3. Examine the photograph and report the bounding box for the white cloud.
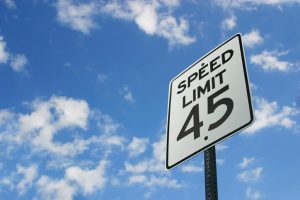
[239,157,256,169]
[0,95,127,160]
[238,167,263,183]
[128,175,182,188]
[50,96,89,129]
[216,158,225,166]
[0,109,13,123]
[125,161,148,174]
[37,176,75,200]
[123,135,184,189]
[101,1,133,20]
[17,96,91,156]
[250,50,298,72]
[221,14,236,30]
[151,135,167,171]
[128,175,147,184]
[181,164,203,173]
[0,36,28,72]
[0,177,14,191]
[45,157,75,170]
[3,0,16,9]
[1,96,187,197]
[0,36,9,64]
[1,96,89,155]
[123,134,185,190]
[144,176,182,188]
[65,160,107,194]
[55,0,195,46]
[246,187,262,200]
[128,137,149,157]
[243,30,263,48]
[133,2,158,35]
[158,16,195,46]
[102,0,195,46]
[10,54,28,72]
[0,109,19,144]
[94,134,126,157]
[160,0,180,7]
[216,143,228,151]
[244,97,298,135]
[97,73,108,82]
[18,101,52,133]
[37,160,108,199]
[214,0,300,9]
[63,62,72,68]
[56,0,99,34]
[125,136,168,173]
[94,111,120,135]
[98,134,126,148]
[16,164,38,195]
[121,86,136,103]
[250,82,258,90]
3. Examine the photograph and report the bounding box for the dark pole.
[204,146,218,200]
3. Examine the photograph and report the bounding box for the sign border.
[166,33,254,169]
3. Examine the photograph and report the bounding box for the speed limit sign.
[166,34,254,169]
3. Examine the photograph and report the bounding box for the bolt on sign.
[166,34,254,169]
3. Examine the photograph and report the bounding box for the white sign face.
[166,34,254,169]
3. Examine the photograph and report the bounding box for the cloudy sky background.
[1,0,300,199]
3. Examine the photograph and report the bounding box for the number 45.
[177,85,234,141]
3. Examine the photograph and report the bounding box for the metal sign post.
[204,146,218,200]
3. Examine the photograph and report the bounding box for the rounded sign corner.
[248,112,255,127]
[166,163,172,170]
[235,33,242,38]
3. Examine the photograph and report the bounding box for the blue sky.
[0,0,300,200]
